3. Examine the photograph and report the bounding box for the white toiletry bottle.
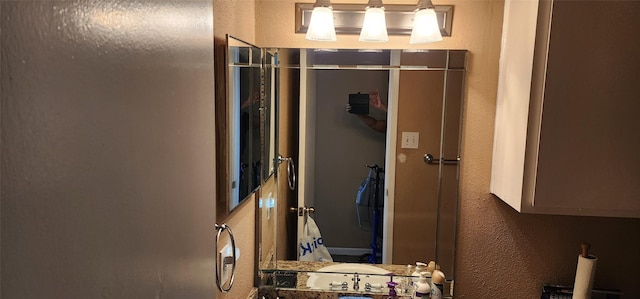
[412,262,427,277]
[413,271,432,298]
[411,261,427,285]
[430,270,445,299]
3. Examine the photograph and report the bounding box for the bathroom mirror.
[220,36,262,214]
[257,48,466,292]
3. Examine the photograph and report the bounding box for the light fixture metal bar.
[295,3,453,36]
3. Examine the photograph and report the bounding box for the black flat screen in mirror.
[348,93,370,115]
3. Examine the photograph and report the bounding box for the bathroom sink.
[306,263,393,292]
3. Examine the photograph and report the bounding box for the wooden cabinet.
[491,0,640,217]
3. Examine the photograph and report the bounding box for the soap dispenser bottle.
[412,262,427,277]
[411,261,427,285]
[386,281,398,298]
[413,271,431,298]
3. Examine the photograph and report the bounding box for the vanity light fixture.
[359,0,388,42]
[305,0,337,41]
[295,2,454,42]
[409,0,443,44]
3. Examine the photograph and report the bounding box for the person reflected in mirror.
[346,89,387,133]
[241,90,260,110]
[239,89,261,196]
[239,90,260,157]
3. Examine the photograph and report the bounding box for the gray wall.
[1,1,216,298]
[313,69,388,250]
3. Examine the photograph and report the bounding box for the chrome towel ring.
[214,223,236,293]
[277,155,296,191]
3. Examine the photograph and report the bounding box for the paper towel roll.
[573,254,597,299]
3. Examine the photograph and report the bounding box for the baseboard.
[327,247,371,256]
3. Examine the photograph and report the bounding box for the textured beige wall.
[255,0,640,298]
[215,0,256,44]
[215,193,257,298]
[259,177,277,268]
[214,1,258,298]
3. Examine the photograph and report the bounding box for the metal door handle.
[289,206,315,216]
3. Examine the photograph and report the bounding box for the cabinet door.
[491,0,543,212]
[531,1,640,217]
[492,0,640,217]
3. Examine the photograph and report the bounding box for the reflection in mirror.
[225,36,261,213]
[262,50,277,181]
[257,48,466,295]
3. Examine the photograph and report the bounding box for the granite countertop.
[247,287,258,299]
[274,260,410,276]
[259,288,410,299]
[261,260,414,294]
[255,261,452,299]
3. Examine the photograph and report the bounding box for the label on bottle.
[414,281,431,298]
[430,283,443,299]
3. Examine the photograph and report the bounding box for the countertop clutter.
[271,260,411,288]
[259,288,407,299]
[255,261,453,299]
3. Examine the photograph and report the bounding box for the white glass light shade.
[358,7,388,42]
[306,6,337,41]
[409,8,443,44]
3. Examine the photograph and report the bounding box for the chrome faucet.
[352,273,360,291]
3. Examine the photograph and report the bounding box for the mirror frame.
[216,35,263,219]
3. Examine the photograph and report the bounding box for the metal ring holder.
[278,155,296,190]
[286,158,296,190]
[214,223,236,293]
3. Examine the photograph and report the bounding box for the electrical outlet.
[401,132,419,149]
[219,243,240,285]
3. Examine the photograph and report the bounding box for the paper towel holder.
[581,242,596,259]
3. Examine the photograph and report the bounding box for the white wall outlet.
[219,243,240,285]
[267,193,274,220]
[401,132,419,149]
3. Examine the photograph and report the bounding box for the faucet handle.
[365,282,383,292]
[329,281,348,291]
